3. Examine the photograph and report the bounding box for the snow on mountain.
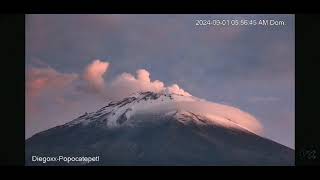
[26,91,294,166]
[63,91,262,135]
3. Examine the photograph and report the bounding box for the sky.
[25,14,295,149]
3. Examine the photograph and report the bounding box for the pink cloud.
[83,59,109,93]
[25,55,194,109]
[26,67,78,99]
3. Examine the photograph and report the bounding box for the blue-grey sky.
[26,14,294,148]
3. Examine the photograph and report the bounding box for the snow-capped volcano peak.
[65,91,263,135]
[27,91,293,166]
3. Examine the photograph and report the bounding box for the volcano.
[25,91,294,166]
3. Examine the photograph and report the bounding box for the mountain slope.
[25,91,294,165]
